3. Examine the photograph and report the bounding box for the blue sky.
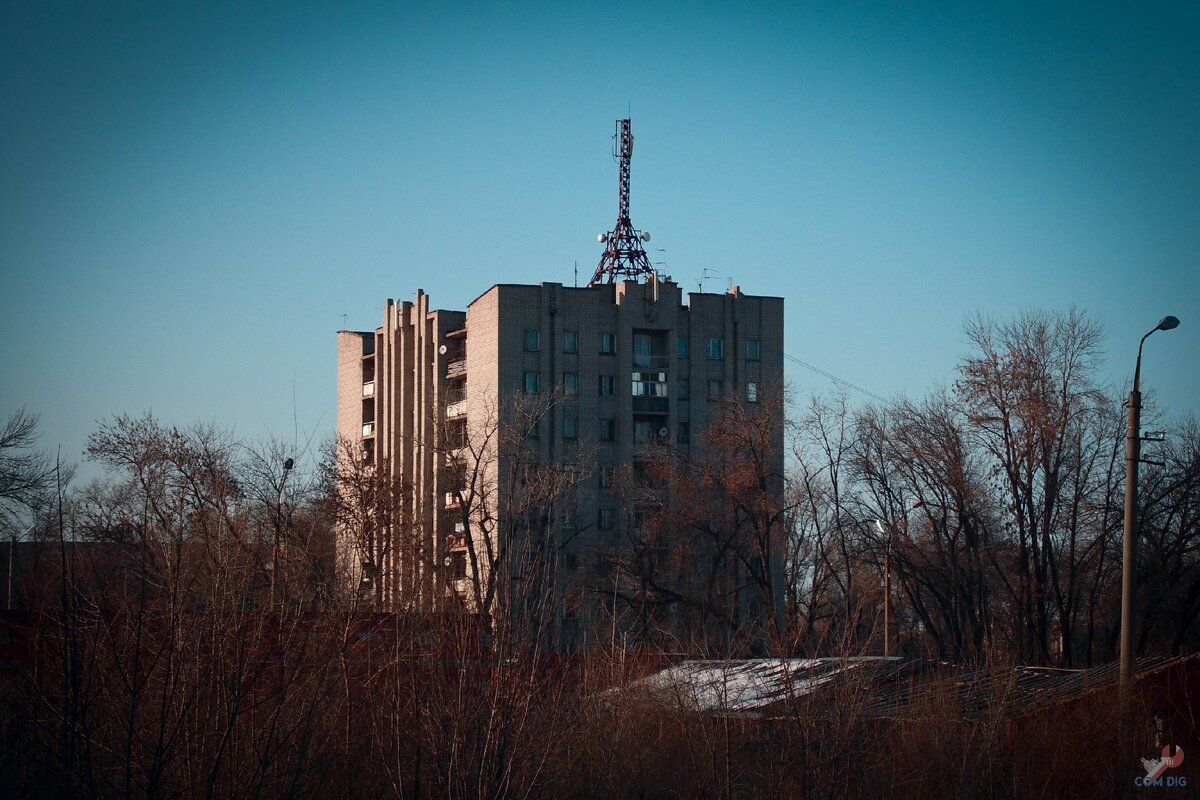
[2,1,1197,482]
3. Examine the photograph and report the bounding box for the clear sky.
[2,1,1197,483]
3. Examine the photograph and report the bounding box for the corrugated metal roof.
[614,653,1199,720]
[864,654,1190,718]
[620,657,906,717]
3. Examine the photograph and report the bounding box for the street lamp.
[279,457,294,507]
[271,457,295,607]
[1119,315,1179,698]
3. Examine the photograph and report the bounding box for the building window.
[677,335,689,358]
[562,509,578,530]
[746,339,761,360]
[600,333,616,355]
[634,419,653,444]
[599,419,615,441]
[563,330,578,354]
[563,372,578,395]
[598,508,615,530]
[677,421,690,444]
[706,338,723,359]
[523,371,540,393]
[598,375,615,395]
[524,329,540,352]
[707,380,723,400]
[632,372,667,397]
[599,465,615,487]
[563,417,578,439]
[525,419,539,439]
[446,418,467,449]
[448,552,467,580]
[677,379,690,400]
[747,382,759,403]
[633,334,651,362]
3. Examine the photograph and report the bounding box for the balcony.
[362,422,375,438]
[632,396,669,414]
[362,381,375,398]
[447,359,467,379]
[632,354,669,369]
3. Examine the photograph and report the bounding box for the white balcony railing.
[362,381,375,398]
[362,422,375,437]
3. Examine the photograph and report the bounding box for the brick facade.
[337,277,783,650]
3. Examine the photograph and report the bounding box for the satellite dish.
[443,556,453,568]
[438,344,447,354]
[597,233,608,243]
[642,232,651,242]
[658,427,669,438]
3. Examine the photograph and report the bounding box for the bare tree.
[446,391,594,647]
[790,390,864,655]
[854,393,1000,662]
[326,435,419,609]
[955,309,1109,664]
[0,408,54,533]
[622,386,791,655]
[1134,415,1200,655]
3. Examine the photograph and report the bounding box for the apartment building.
[337,119,785,649]
[337,274,783,650]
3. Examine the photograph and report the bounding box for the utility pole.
[271,457,294,608]
[1120,315,1179,702]
[876,498,922,658]
[875,519,893,657]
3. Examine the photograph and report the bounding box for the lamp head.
[1157,315,1180,332]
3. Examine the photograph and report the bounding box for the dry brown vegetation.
[2,308,1199,797]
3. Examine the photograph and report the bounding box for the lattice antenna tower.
[590,119,657,285]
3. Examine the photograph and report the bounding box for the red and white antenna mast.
[590,119,656,285]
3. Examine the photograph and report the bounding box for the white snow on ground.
[625,658,895,713]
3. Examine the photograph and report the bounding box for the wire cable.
[783,352,888,403]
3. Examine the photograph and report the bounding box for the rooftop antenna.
[590,119,656,286]
[700,268,723,293]
[340,313,348,330]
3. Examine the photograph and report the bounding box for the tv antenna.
[700,268,724,293]
[590,119,657,285]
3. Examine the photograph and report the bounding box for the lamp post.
[271,457,295,607]
[1119,315,1179,699]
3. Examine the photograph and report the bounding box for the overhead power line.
[783,352,888,404]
